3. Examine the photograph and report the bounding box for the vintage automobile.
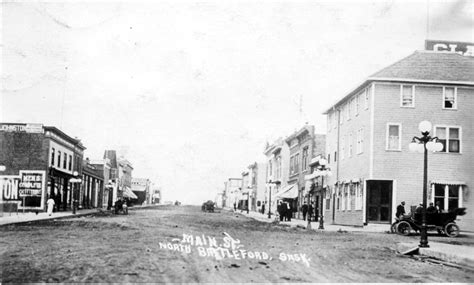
[201,200,215,212]
[395,207,466,237]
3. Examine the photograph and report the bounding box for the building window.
[341,186,346,211]
[349,133,353,157]
[357,128,364,154]
[289,156,294,175]
[268,160,273,178]
[364,87,370,110]
[443,87,457,109]
[435,126,461,153]
[334,151,337,162]
[355,94,360,116]
[401,84,415,107]
[51,148,55,166]
[57,151,61,167]
[327,153,331,164]
[276,156,282,180]
[294,153,300,174]
[433,184,462,211]
[69,155,72,171]
[302,147,308,171]
[386,124,401,151]
[63,153,67,169]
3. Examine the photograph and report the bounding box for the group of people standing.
[277,201,294,221]
[396,200,444,219]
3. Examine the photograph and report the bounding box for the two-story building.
[0,123,85,212]
[263,138,290,218]
[81,158,104,209]
[323,46,474,231]
[248,162,266,213]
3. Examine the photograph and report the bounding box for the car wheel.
[396,221,412,236]
[444,223,460,237]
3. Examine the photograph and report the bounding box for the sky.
[1,0,473,205]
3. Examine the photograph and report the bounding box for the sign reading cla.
[425,40,474,56]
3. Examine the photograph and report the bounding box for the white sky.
[1,0,472,204]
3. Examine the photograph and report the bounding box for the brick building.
[0,123,85,212]
[323,46,474,231]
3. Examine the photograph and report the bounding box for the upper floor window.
[68,155,72,171]
[364,87,370,110]
[63,153,67,169]
[268,160,273,178]
[57,151,61,167]
[290,156,294,175]
[302,147,308,170]
[355,94,360,116]
[443,87,457,109]
[51,148,55,166]
[386,123,401,151]
[435,126,461,153]
[294,153,300,174]
[401,85,415,107]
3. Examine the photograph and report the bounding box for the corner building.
[323,50,474,231]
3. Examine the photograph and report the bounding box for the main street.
[1,205,472,283]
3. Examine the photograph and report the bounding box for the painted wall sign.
[0,170,46,209]
[0,123,44,133]
[425,40,474,56]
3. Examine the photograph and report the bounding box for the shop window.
[433,184,462,211]
[443,87,457,109]
[355,183,363,210]
[401,85,415,107]
[435,126,461,153]
[386,124,401,151]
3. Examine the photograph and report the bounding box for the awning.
[275,183,299,199]
[430,180,466,186]
[122,187,138,199]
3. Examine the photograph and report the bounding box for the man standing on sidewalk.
[302,202,308,221]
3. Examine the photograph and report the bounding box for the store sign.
[0,123,44,133]
[0,170,46,209]
[425,40,474,56]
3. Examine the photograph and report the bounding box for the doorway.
[366,180,392,223]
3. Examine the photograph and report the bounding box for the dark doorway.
[366,180,392,223]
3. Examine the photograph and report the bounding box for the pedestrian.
[47,196,55,216]
[261,202,265,215]
[435,201,443,213]
[396,201,406,218]
[277,201,284,222]
[308,203,313,221]
[302,202,308,221]
[427,202,437,214]
[286,202,292,221]
[233,202,237,211]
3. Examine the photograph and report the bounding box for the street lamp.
[409,121,443,248]
[70,171,82,214]
[317,158,331,230]
[307,183,315,230]
[266,180,277,219]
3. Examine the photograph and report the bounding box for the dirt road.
[1,205,472,283]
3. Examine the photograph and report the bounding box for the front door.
[366,180,392,223]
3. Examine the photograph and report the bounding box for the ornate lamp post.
[409,120,443,248]
[306,183,315,230]
[317,158,331,230]
[70,171,82,214]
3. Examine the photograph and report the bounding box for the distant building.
[248,162,266,213]
[151,188,161,204]
[131,178,150,205]
[224,178,243,210]
[90,158,113,209]
[0,123,85,212]
[104,150,119,203]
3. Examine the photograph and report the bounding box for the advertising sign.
[0,170,46,209]
[425,40,474,56]
[0,123,44,133]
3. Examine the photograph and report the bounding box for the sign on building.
[425,40,474,56]
[0,170,46,210]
